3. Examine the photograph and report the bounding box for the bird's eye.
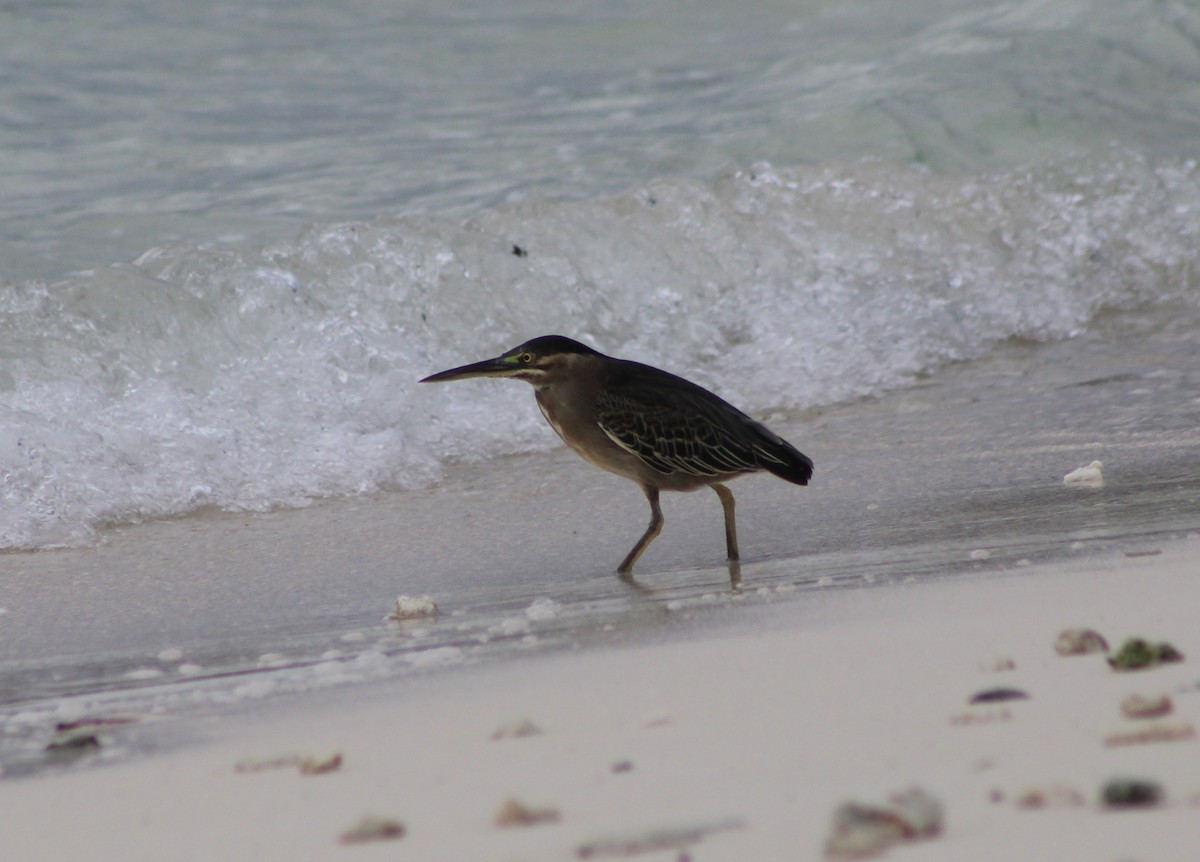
[519,352,535,364]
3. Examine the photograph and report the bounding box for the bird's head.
[420,335,603,386]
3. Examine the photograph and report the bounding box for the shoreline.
[3,301,1199,774]
[3,542,1199,860]
[2,301,1199,858]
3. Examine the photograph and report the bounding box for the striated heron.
[421,335,813,575]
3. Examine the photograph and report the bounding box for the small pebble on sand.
[577,817,744,859]
[338,815,406,844]
[1014,785,1086,810]
[1054,628,1109,656]
[386,595,439,622]
[235,751,343,775]
[1108,637,1184,671]
[1063,460,1104,488]
[968,687,1029,704]
[299,752,343,775]
[490,718,543,740]
[1120,693,1173,719]
[1104,722,1195,747]
[1100,778,1163,809]
[493,797,561,828]
[45,727,102,754]
[824,787,943,859]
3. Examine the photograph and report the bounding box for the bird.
[420,335,813,575]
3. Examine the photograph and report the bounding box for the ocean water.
[2,0,1200,550]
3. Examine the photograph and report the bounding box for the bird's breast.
[534,385,593,450]
[535,397,568,441]
[534,385,643,481]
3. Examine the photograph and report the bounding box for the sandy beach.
[3,542,1200,861]
[6,2,1200,859]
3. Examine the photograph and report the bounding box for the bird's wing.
[593,365,764,478]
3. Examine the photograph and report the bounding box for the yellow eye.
[519,352,535,364]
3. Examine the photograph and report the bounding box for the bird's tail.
[754,437,814,486]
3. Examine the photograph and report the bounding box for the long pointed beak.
[420,355,512,383]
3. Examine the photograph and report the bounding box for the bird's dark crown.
[505,335,603,359]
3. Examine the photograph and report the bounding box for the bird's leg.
[726,558,743,590]
[711,483,739,561]
[617,486,663,575]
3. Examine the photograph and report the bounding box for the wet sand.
[2,305,1200,857]
[3,545,1200,860]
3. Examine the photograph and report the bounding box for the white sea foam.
[406,646,464,669]
[526,598,564,622]
[0,151,1197,549]
[6,0,1199,283]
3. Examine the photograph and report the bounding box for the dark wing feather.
[594,360,812,485]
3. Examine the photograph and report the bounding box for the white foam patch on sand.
[405,646,464,669]
[525,598,563,622]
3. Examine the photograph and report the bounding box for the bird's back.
[594,359,813,486]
